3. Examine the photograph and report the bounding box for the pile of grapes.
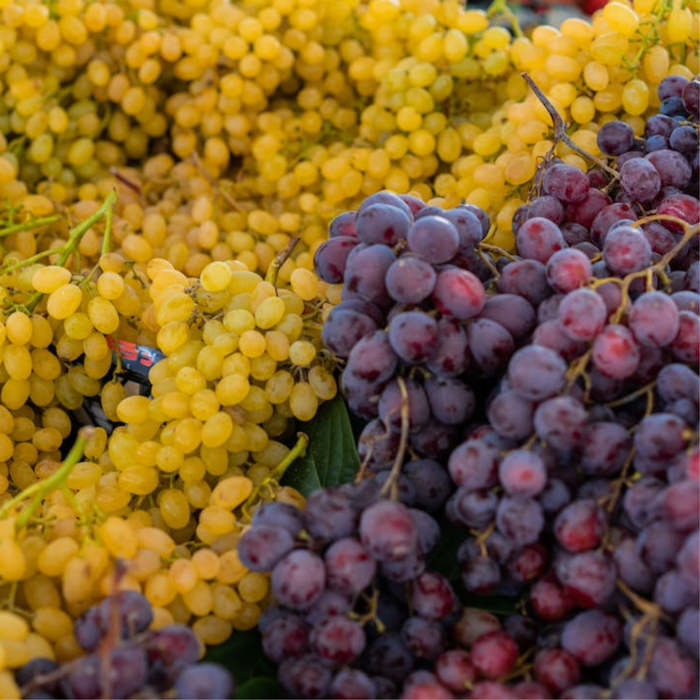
[232,75,700,699]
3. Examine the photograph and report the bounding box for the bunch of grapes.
[291,81,699,696]
[3,590,233,699]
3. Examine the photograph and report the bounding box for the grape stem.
[265,236,300,288]
[110,168,141,195]
[521,73,619,180]
[0,215,60,238]
[241,432,309,518]
[487,0,524,37]
[379,376,410,500]
[0,433,86,530]
[479,242,518,262]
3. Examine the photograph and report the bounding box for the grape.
[539,478,571,515]
[565,189,612,229]
[96,590,153,640]
[645,134,668,152]
[355,203,411,246]
[527,195,565,224]
[271,550,326,610]
[314,237,358,283]
[410,508,440,555]
[360,499,417,562]
[534,648,580,694]
[449,487,498,528]
[402,460,451,512]
[406,216,459,264]
[659,96,687,116]
[329,211,357,238]
[507,345,567,401]
[677,608,699,658]
[278,654,333,699]
[557,288,608,341]
[379,551,425,583]
[175,664,233,700]
[669,125,697,154]
[426,318,469,377]
[378,378,430,433]
[498,450,546,497]
[648,637,698,698]
[619,157,661,202]
[401,617,445,660]
[363,634,415,683]
[590,203,636,246]
[642,220,676,255]
[410,420,457,459]
[402,673,453,699]
[387,311,437,364]
[303,488,357,541]
[542,163,590,203]
[657,363,700,404]
[597,121,635,155]
[562,612,621,668]
[74,607,104,652]
[580,422,631,475]
[516,217,566,263]
[562,223,590,246]
[646,149,693,189]
[447,438,499,490]
[142,626,200,687]
[467,319,515,375]
[62,655,101,699]
[357,419,399,472]
[683,80,700,115]
[401,194,428,215]
[15,658,59,693]
[433,268,486,319]
[471,631,518,679]
[554,500,605,553]
[329,669,376,700]
[343,244,396,307]
[545,249,592,294]
[655,569,694,614]
[555,551,617,607]
[617,149,645,167]
[669,311,700,364]
[460,204,490,237]
[530,574,575,622]
[410,571,457,620]
[628,291,680,347]
[237,525,294,572]
[677,531,699,593]
[478,294,536,339]
[533,395,587,451]
[305,591,353,627]
[508,543,548,583]
[498,259,551,305]
[656,194,700,233]
[324,538,376,595]
[424,377,474,425]
[341,369,383,420]
[539,294,565,323]
[634,413,687,461]
[487,389,534,441]
[645,114,676,138]
[603,226,651,275]
[385,256,436,304]
[533,320,587,362]
[359,191,413,218]
[612,538,653,594]
[435,650,478,693]
[496,496,544,547]
[322,305,377,358]
[346,331,398,384]
[253,502,303,536]
[439,208,483,251]
[262,615,310,663]
[592,324,640,379]
[310,616,366,665]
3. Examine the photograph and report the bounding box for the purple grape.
[516,217,566,263]
[619,157,661,202]
[303,488,357,541]
[558,288,608,341]
[498,450,546,497]
[590,203,636,246]
[385,255,436,304]
[175,664,233,700]
[406,216,459,263]
[401,617,445,660]
[634,412,687,461]
[447,438,499,490]
[314,236,358,283]
[439,207,483,251]
[271,550,326,610]
[343,243,395,307]
[424,376,474,425]
[410,571,457,620]
[262,615,310,662]
[528,195,565,223]
[507,345,567,401]
[597,121,635,155]
[592,324,640,379]
[345,330,398,383]
[449,487,498,528]
[498,259,551,305]
[363,634,415,683]
[355,203,411,245]
[252,502,303,535]
[237,525,294,572]
[462,556,501,594]
[310,615,365,665]
[467,318,515,375]
[478,294,535,339]
[603,225,651,275]
[433,267,486,319]
[322,304,377,358]
[542,163,590,202]
[546,248,592,293]
[329,669,376,700]
[426,318,469,377]
[487,389,534,440]
[646,149,692,188]
[328,211,356,238]
[554,499,605,553]
[496,496,544,547]
[580,421,631,475]
[682,79,700,115]
[278,653,332,699]
[628,291,680,347]
[533,395,587,451]
[555,551,617,607]
[387,311,437,364]
[378,378,429,433]
[324,538,376,595]
[403,460,452,511]
[648,637,698,698]
[533,319,587,361]
[359,499,417,562]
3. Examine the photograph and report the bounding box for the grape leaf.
[235,677,281,699]
[282,394,360,494]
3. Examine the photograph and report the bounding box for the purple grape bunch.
[301,74,700,698]
[16,591,234,699]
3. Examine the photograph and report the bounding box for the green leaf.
[235,677,281,699]
[282,395,360,495]
[203,629,276,690]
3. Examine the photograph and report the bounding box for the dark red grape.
[262,615,310,662]
[565,188,613,229]
[345,330,398,383]
[322,304,377,358]
[426,318,469,377]
[467,319,515,375]
[682,79,700,115]
[496,495,544,546]
[534,648,581,694]
[470,631,518,679]
[592,324,640,379]
[433,267,486,319]
[401,194,427,215]
[498,450,546,497]
[478,294,535,339]
[498,259,550,305]
[590,203,636,246]
[648,637,698,698]
[555,551,617,607]
[435,650,477,693]
[516,217,566,263]
[533,395,588,451]
[447,438,499,490]
[542,163,590,203]
[554,499,605,553]
[597,121,635,155]
[314,236,358,283]
[545,249,592,293]
[507,345,567,401]
[310,616,365,665]
[532,320,587,361]
[557,288,607,341]
[271,550,326,610]
[328,211,356,238]
[324,538,376,595]
[646,149,692,188]
[410,571,457,620]
[670,310,700,364]
[385,255,436,304]
[530,576,575,621]
[359,499,417,562]
[355,203,411,245]
[461,555,501,594]
[387,311,437,364]
[656,193,699,232]
[628,291,680,347]
[619,157,661,202]
[603,225,651,275]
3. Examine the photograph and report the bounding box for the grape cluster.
[4,590,233,699]
[305,123,698,696]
